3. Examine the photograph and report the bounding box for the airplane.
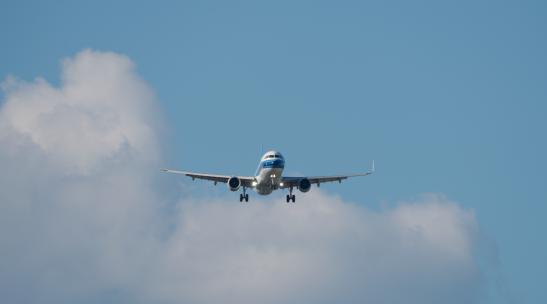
[161,150,374,203]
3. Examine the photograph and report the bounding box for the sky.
[0,1,546,303]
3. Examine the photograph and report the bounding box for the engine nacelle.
[298,178,311,193]
[227,176,241,192]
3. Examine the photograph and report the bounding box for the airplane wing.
[161,169,256,187]
[281,161,375,189]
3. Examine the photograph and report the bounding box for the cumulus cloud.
[147,193,482,304]
[0,49,160,174]
[0,50,484,304]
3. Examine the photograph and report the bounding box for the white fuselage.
[254,151,285,195]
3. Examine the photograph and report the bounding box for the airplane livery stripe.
[261,159,285,169]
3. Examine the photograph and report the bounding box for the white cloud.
[0,49,160,175]
[146,193,482,304]
[0,50,485,304]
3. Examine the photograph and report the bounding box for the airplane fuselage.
[254,152,285,195]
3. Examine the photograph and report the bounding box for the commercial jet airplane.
[162,151,374,203]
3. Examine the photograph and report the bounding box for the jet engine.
[227,176,241,191]
[298,178,311,193]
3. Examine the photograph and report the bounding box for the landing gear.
[286,187,296,203]
[240,187,249,202]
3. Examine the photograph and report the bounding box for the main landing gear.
[286,187,296,203]
[239,187,249,202]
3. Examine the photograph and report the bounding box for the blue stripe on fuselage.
[261,159,285,169]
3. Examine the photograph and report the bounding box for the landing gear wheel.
[240,186,249,203]
[287,187,296,203]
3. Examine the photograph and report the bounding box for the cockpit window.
[274,154,281,158]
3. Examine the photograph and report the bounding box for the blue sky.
[1,1,546,303]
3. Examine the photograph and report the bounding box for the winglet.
[369,160,375,174]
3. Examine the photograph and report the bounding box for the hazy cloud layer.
[0,50,484,304]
